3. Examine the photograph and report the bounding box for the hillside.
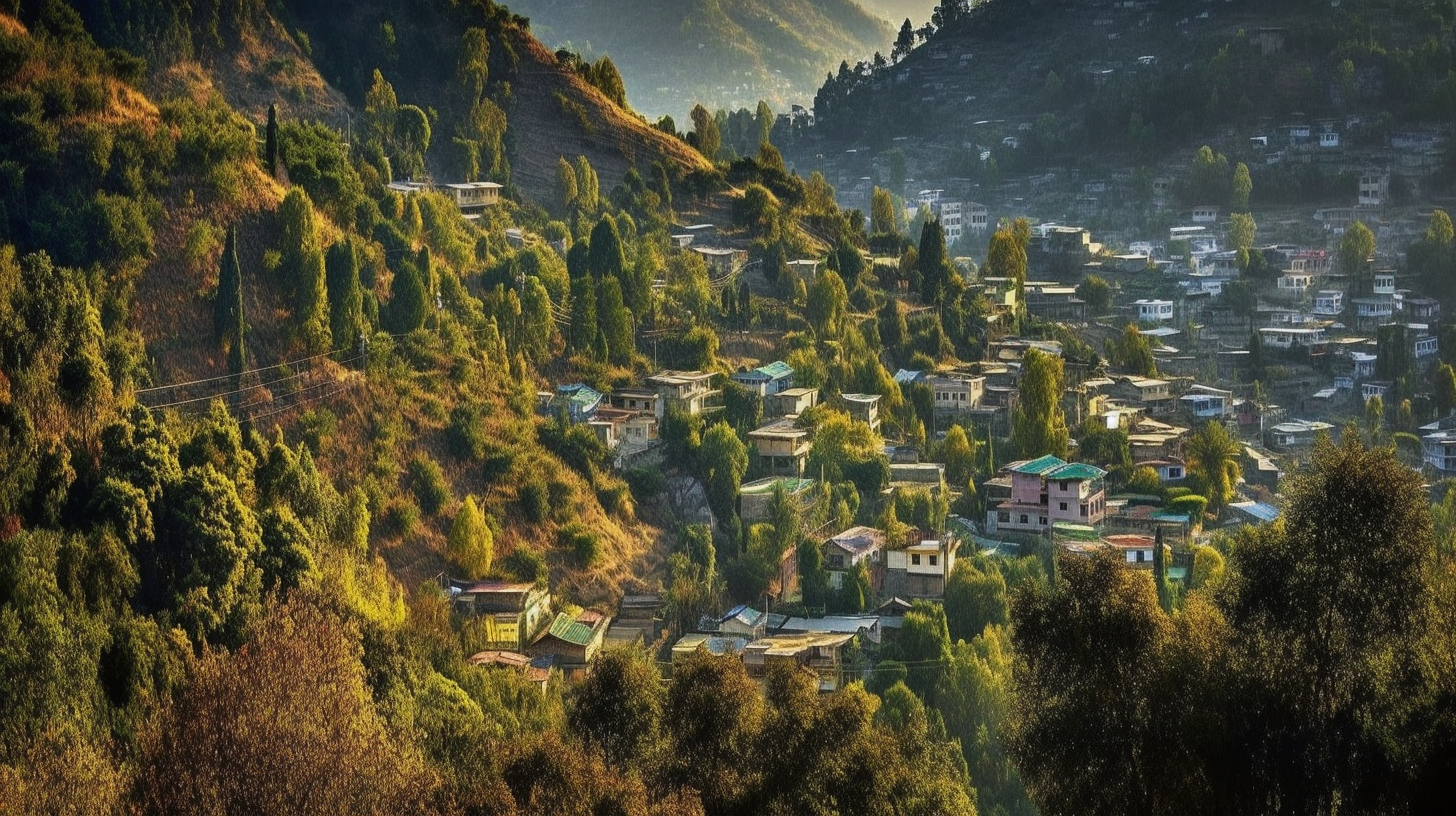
[797,0,1456,205]
[503,0,891,118]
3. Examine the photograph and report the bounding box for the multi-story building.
[648,370,722,415]
[747,419,812,477]
[984,456,1107,535]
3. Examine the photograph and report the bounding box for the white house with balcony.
[1135,299,1175,323]
[1312,290,1344,316]
[1259,326,1326,349]
[1179,385,1234,418]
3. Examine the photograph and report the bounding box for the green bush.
[559,522,600,568]
[501,546,548,585]
[407,455,451,517]
[518,477,549,523]
[623,467,664,503]
[447,405,489,460]
[596,483,633,519]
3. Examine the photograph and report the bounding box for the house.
[1179,385,1234,418]
[1358,172,1389,206]
[1116,377,1176,416]
[441,181,502,213]
[823,526,885,588]
[450,581,553,652]
[1351,297,1396,329]
[1228,501,1281,526]
[1278,273,1314,292]
[1312,290,1345,316]
[930,374,985,415]
[554,383,602,422]
[966,202,990,234]
[671,633,749,663]
[1267,419,1334,450]
[741,632,856,692]
[767,386,819,418]
[719,604,768,639]
[740,476,816,522]
[691,246,744,276]
[1320,131,1340,148]
[1191,206,1219,223]
[893,369,928,387]
[608,388,663,419]
[1351,351,1377,378]
[1142,458,1187,483]
[1407,296,1442,322]
[841,393,881,431]
[466,650,551,693]
[1361,381,1392,401]
[730,361,795,396]
[529,610,610,677]
[1025,286,1087,322]
[775,615,882,644]
[748,419,812,477]
[1373,272,1397,296]
[883,539,959,598]
[1423,429,1456,474]
[1259,326,1326,349]
[1135,299,1176,323]
[984,455,1107,535]
[648,370,721,415]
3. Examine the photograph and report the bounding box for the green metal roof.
[1010,455,1067,475]
[739,477,815,495]
[1051,522,1100,541]
[756,360,794,379]
[1046,462,1107,480]
[544,612,597,646]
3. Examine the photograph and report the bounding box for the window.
[1039,516,1047,525]
[1080,504,1088,516]
[929,555,938,566]
[829,555,844,568]
[1169,467,1182,478]
[998,511,1010,523]
[911,554,921,566]
[1020,514,1029,525]
[1059,502,1068,511]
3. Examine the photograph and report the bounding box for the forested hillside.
[504,0,890,118]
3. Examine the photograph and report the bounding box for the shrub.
[447,405,489,460]
[518,477,549,523]
[501,547,548,585]
[560,523,600,568]
[407,455,451,517]
[596,483,633,520]
[623,467,664,503]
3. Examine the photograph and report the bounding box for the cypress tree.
[388,259,428,332]
[265,103,279,177]
[215,226,244,348]
[569,275,598,354]
[1154,527,1170,612]
[325,240,365,361]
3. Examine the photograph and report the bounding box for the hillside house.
[730,361,795,396]
[1135,299,1176,323]
[841,393,881,431]
[671,633,749,663]
[648,370,721,415]
[608,388,663,419]
[1407,296,1442,322]
[1313,290,1344,316]
[719,605,768,639]
[1025,286,1087,321]
[1260,326,1326,349]
[1423,429,1456,475]
[440,181,502,214]
[529,610,610,677]
[691,246,744,276]
[1143,458,1187,483]
[1179,385,1234,418]
[741,632,856,692]
[931,374,985,415]
[748,419,812,477]
[767,386,819,417]
[1351,297,1396,329]
[967,202,990,234]
[739,476,816,523]
[554,383,602,422]
[823,526,885,588]
[985,456,1107,535]
[451,581,553,653]
[1101,534,1158,569]
[1267,419,1334,450]
[1278,273,1314,293]
[883,539,959,598]
[1191,206,1219,223]
[1359,173,1389,206]
[1115,377,1176,416]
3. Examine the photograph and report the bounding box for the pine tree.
[215,225,244,350]
[1153,527,1170,612]
[598,275,634,366]
[569,275,598,354]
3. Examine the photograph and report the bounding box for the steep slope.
[505,0,891,118]
[803,0,1456,173]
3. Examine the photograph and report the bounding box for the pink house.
[985,455,1107,535]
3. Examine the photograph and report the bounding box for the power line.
[140,352,366,411]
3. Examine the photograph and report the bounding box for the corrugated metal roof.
[756,360,794,379]
[542,612,600,647]
[1010,455,1067,475]
[1046,462,1107,480]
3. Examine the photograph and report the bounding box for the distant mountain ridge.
[504,0,891,118]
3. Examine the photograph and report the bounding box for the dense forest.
[4,0,1456,815]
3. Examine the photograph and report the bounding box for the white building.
[1135,299,1175,323]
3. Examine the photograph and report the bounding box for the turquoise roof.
[756,360,794,379]
[1010,455,1067,475]
[1046,462,1107,481]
